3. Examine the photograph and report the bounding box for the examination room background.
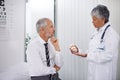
[0,0,120,80]
[56,0,120,80]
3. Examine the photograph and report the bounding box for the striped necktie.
[44,43,50,67]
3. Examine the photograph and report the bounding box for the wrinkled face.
[92,16,105,28]
[44,20,55,38]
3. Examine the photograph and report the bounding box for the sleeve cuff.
[55,52,64,67]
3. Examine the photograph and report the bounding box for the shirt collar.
[36,35,47,45]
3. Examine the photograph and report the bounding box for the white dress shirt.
[26,36,64,76]
[86,22,120,80]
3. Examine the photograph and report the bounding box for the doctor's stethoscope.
[100,24,110,43]
[91,25,110,51]
[97,24,110,51]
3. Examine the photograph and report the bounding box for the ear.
[102,18,106,24]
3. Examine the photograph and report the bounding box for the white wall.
[26,0,54,38]
[56,0,120,80]
[0,0,25,72]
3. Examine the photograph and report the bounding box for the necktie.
[44,43,50,67]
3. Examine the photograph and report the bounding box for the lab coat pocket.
[96,43,105,52]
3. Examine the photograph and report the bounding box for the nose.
[52,27,55,33]
[53,26,55,31]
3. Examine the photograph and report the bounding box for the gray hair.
[36,18,49,33]
[91,4,110,23]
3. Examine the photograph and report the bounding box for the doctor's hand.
[50,37,60,51]
[69,45,79,54]
[69,45,87,57]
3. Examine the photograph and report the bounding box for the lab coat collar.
[97,22,110,33]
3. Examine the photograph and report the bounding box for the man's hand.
[54,65,60,71]
[50,37,60,51]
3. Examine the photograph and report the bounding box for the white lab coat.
[86,22,120,80]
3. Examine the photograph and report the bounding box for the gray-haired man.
[26,18,64,80]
